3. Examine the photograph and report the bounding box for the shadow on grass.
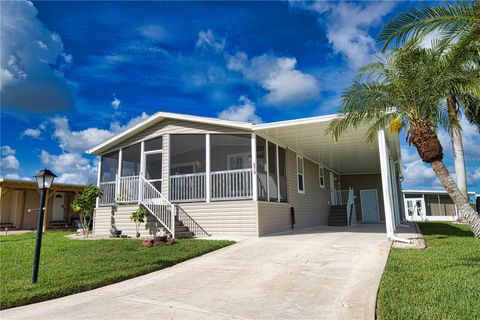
[418,222,473,237]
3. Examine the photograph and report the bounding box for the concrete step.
[175,231,195,238]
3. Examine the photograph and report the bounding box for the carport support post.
[378,129,395,240]
[251,133,257,201]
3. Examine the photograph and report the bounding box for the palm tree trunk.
[447,95,468,205]
[431,160,480,238]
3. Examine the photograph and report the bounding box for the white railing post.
[251,133,258,201]
[171,204,177,237]
[206,134,211,203]
[139,142,145,203]
[96,155,102,208]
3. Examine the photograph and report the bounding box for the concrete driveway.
[1,224,390,320]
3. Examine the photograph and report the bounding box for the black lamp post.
[32,168,56,284]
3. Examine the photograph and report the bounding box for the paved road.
[2,225,391,320]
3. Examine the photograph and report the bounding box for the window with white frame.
[297,156,305,193]
[319,166,325,188]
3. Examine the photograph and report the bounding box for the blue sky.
[1,1,479,193]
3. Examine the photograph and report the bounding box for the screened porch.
[97,133,288,206]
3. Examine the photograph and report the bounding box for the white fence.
[333,189,350,205]
[211,168,253,201]
[117,176,140,203]
[99,181,116,205]
[170,173,206,202]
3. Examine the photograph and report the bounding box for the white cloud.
[218,96,262,124]
[111,96,121,109]
[0,0,74,112]
[21,128,42,138]
[40,150,96,185]
[1,145,20,177]
[196,29,225,52]
[227,53,320,106]
[139,24,166,41]
[52,117,115,154]
[39,113,150,185]
[291,1,396,68]
[401,147,441,188]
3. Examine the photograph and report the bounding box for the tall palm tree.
[378,0,480,200]
[327,46,480,238]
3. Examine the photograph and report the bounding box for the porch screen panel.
[439,195,455,216]
[170,134,206,201]
[100,151,118,182]
[268,142,278,202]
[210,134,251,171]
[425,194,439,216]
[256,136,267,201]
[278,146,287,203]
[121,143,141,176]
[170,135,206,175]
[145,136,163,151]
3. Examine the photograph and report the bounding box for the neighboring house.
[0,178,85,231]
[403,189,476,222]
[88,112,404,240]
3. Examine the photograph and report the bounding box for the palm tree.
[327,46,480,238]
[378,0,480,200]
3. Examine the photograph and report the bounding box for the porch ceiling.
[254,117,381,175]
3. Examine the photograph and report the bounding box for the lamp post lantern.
[32,168,56,284]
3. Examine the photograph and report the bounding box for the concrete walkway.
[1,224,391,320]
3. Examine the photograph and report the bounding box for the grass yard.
[0,232,234,310]
[377,222,480,320]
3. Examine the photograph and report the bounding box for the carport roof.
[253,115,398,175]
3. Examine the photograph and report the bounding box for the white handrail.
[139,176,174,235]
[170,172,206,202]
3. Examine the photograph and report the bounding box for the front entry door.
[360,189,380,222]
[144,152,163,192]
[404,198,424,221]
[52,192,65,221]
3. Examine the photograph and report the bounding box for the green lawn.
[0,232,234,310]
[377,222,480,320]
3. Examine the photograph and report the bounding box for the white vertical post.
[276,145,280,202]
[139,141,145,203]
[96,156,102,208]
[251,133,258,201]
[206,134,211,203]
[378,129,395,240]
[265,139,270,202]
[164,134,169,198]
[172,204,177,237]
[116,149,123,200]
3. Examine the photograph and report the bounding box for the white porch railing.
[170,173,206,202]
[140,176,175,235]
[99,181,116,205]
[333,189,350,205]
[211,168,253,201]
[117,176,140,203]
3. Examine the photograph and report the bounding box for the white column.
[206,134,211,203]
[378,129,395,240]
[116,149,123,198]
[251,133,258,201]
[139,141,145,202]
[389,159,400,227]
[276,145,280,202]
[96,156,102,208]
[265,139,270,202]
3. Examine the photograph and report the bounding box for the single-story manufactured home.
[0,178,85,231]
[403,189,476,222]
[88,112,404,240]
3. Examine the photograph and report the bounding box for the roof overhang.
[253,115,400,175]
[88,112,252,155]
[0,178,86,192]
[403,189,476,196]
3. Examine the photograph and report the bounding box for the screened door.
[144,152,163,192]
